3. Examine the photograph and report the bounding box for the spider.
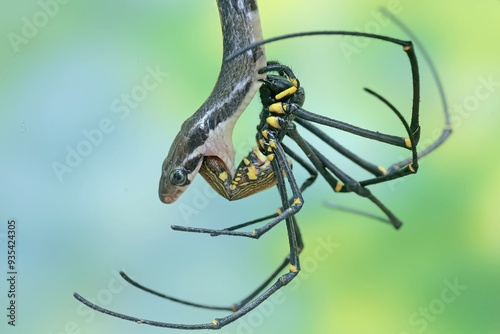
[74,1,451,330]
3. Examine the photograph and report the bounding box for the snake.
[158,0,268,204]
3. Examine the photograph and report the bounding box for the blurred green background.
[1,1,499,333]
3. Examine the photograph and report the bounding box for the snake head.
[158,126,205,204]
[159,165,191,204]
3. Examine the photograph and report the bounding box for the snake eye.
[169,168,188,186]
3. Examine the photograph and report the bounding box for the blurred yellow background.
[1,1,499,333]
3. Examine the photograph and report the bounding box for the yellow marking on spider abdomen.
[253,146,267,162]
[218,171,228,182]
[246,165,259,180]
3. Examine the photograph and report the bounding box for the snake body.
[159,0,266,204]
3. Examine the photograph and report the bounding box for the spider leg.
[115,217,302,313]
[282,143,318,193]
[286,119,397,226]
[287,102,415,149]
[308,141,403,228]
[325,201,391,224]
[222,212,279,232]
[230,218,303,311]
[286,123,403,229]
[294,118,387,177]
[383,9,452,173]
[119,271,232,311]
